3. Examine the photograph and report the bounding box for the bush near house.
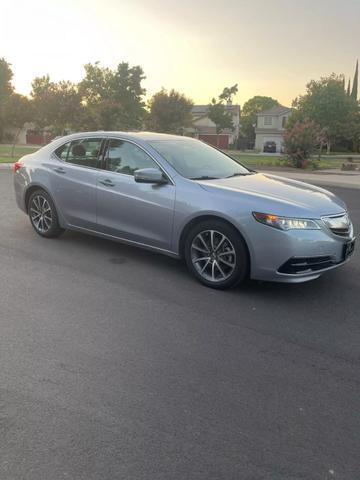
[283,119,326,168]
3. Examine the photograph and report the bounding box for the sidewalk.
[0,163,12,170]
[257,168,360,189]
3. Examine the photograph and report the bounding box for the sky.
[1,0,359,107]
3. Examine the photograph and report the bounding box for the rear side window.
[54,142,71,160]
[55,138,103,169]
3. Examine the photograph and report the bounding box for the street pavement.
[258,168,360,190]
[0,170,359,479]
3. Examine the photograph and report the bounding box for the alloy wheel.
[191,229,237,283]
[30,195,53,234]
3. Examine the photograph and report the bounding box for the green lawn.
[0,144,348,170]
[0,144,39,163]
[225,151,345,170]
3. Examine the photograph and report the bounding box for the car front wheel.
[184,220,249,289]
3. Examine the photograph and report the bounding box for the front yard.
[226,151,346,170]
[0,144,39,163]
[0,144,351,170]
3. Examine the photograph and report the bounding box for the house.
[4,123,54,145]
[187,104,240,149]
[255,105,292,153]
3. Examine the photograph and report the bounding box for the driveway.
[0,170,359,479]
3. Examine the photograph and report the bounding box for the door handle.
[98,179,115,187]
[54,167,66,174]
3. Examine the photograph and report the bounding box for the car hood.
[197,173,346,217]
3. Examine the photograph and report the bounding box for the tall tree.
[0,58,14,141]
[240,96,279,144]
[79,62,146,130]
[208,98,233,137]
[147,88,193,133]
[347,78,351,96]
[219,84,238,104]
[351,60,358,100]
[292,74,358,153]
[31,76,82,134]
[4,94,32,155]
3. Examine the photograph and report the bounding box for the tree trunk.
[326,139,331,155]
[11,127,22,158]
[318,141,323,160]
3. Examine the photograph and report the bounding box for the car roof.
[52,131,191,143]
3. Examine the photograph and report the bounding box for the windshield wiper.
[190,176,220,180]
[226,172,254,178]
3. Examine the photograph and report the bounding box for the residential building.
[187,104,240,149]
[255,105,292,153]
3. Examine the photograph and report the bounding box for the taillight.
[12,161,23,173]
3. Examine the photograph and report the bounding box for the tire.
[184,219,249,289]
[28,189,65,238]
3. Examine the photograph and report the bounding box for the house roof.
[256,105,292,116]
[192,104,240,116]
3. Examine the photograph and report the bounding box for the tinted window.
[149,138,249,179]
[105,139,157,175]
[54,141,71,160]
[64,138,103,168]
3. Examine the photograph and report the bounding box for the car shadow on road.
[59,229,357,309]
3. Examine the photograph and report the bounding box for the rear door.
[50,137,105,229]
[96,138,175,251]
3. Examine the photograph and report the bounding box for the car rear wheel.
[184,220,249,289]
[28,189,64,238]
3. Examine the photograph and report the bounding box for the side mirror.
[134,168,167,184]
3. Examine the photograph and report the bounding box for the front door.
[96,138,175,251]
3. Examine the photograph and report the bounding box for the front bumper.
[248,217,355,283]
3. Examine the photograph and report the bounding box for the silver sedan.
[13,132,355,289]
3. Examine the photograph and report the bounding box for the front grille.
[322,214,352,238]
[278,256,334,275]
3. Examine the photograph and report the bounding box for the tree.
[0,58,14,141]
[208,99,233,135]
[79,62,146,130]
[147,88,193,133]
[4,94,32,155]
[240,96,279,145]
[351,60,358,100]
[292,74,358,153]
[207,85,238,145]
[347,78,351,96]
[284,119,326,168]
[219,84,238,104]
[31,76,82,134]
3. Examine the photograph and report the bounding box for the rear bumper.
[248,221,355,283]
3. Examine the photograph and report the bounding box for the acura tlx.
[13,132,355,289]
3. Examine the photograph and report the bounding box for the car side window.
[105,139,157,175]
[54,141,71,160]
[60,138,103,169]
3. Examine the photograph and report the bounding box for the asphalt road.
[0,170,359,480]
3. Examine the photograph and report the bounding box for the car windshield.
[149,139,250,180]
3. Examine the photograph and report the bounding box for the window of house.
[264,116,272,126]
[105,139,157,175]
[282,116,287,128]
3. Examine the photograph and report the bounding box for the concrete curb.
[0,163,12,170]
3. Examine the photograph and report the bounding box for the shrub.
[284,119,325,168]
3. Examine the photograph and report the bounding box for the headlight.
[253,212,320,231]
